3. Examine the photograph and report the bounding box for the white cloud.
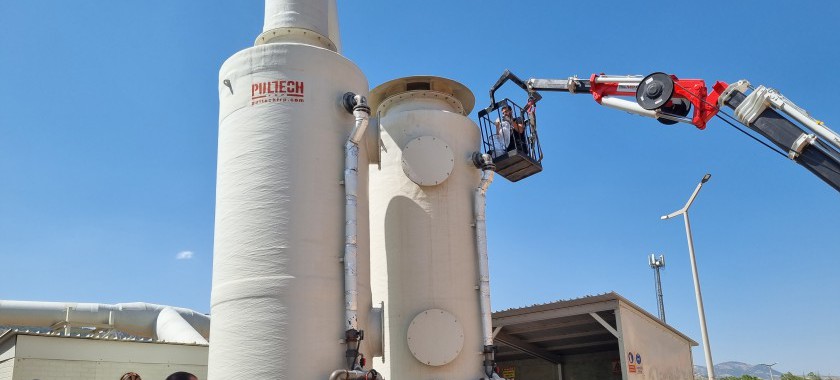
[176,250,194,260]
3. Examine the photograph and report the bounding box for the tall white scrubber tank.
[368,77,485,379]
[209,1,376,378]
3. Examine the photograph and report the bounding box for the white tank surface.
[367,76,487,379]
[209,1,376,379]
[257,0,339,51]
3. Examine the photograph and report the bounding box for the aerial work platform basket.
[477,98,543,182]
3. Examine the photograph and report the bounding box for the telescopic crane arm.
[486,70,840,191]
[718,80,840,192]
[489,70,722,129]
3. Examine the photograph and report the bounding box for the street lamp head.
[701,173,711,183]
[661,209,684,220]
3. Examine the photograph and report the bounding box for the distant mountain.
[694,361,783,380]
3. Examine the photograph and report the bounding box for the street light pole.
[661,173,714,380]
[758,363,777,380]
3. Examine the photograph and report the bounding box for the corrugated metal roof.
[0,328,208,347]
[491,291,697,363]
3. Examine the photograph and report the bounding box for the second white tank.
[368,76,485,379]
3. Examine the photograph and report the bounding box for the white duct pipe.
[343,94,370,358]
[155,307,209,345]
[473,157,496,378]
[0,300,209,344]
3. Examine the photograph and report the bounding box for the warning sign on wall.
[626,350,645,374]
[501,367,515,380]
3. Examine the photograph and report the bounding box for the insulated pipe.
[0,300,209,344]
[474,166,494,346]
[156,307,209,345]
[473,156,496,378]
[344,141,360,333]
[343,94,371,363]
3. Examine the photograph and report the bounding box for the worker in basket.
[494,104,528,156]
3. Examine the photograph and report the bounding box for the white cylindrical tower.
[368,77,486,379]
[257,0,340,51]
[209,1,375,379]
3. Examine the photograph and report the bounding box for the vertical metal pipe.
[344,96,370,333]
[684,212,715,380]
[474,168,494,346]
[474,160,495,378]
[344,140,360,333]
[342,95,370,369]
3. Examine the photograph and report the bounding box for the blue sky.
[1,0,838,376]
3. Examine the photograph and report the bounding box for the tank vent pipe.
[473,153,497,378]
[342,92,371,369]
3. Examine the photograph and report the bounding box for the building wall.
[8,335,207,380]
[497,352,623,380]
[0,337,15,364]
[0,335,16,380]
[618,303,694,380]
[562,351,622,380]
[497,358,558,380]
[0,359,13,380]
[12,358,206,380]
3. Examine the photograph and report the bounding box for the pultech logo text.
[251,79,305,105]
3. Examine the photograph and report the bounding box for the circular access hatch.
[401,136,455,186]
[406,308,464,366]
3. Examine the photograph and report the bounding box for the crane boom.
[481,70,840,192]
[718,81,840,192]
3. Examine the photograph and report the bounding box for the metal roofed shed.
[491,292,697,380]
[0,329,207,380]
